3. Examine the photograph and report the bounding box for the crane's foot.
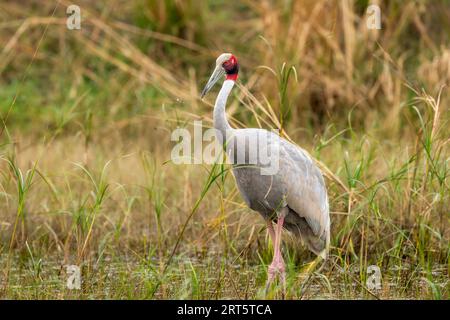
[265,259,286,296]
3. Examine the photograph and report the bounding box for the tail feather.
[284,211,330,259]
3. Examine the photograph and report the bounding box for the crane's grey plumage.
[202,53,330,288]
[232,130,330,255]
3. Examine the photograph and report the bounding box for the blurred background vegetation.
[0,0,448,299]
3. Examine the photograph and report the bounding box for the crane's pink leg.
[266,214,286,292]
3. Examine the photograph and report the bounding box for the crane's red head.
[222,55,239,81]
[201,53,239,98]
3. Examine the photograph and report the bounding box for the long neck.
[214,80,234,138]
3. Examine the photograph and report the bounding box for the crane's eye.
[222,59,234,70]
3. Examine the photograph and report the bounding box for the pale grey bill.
[201,66,225,98]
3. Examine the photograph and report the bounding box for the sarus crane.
[201,53,330,289]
